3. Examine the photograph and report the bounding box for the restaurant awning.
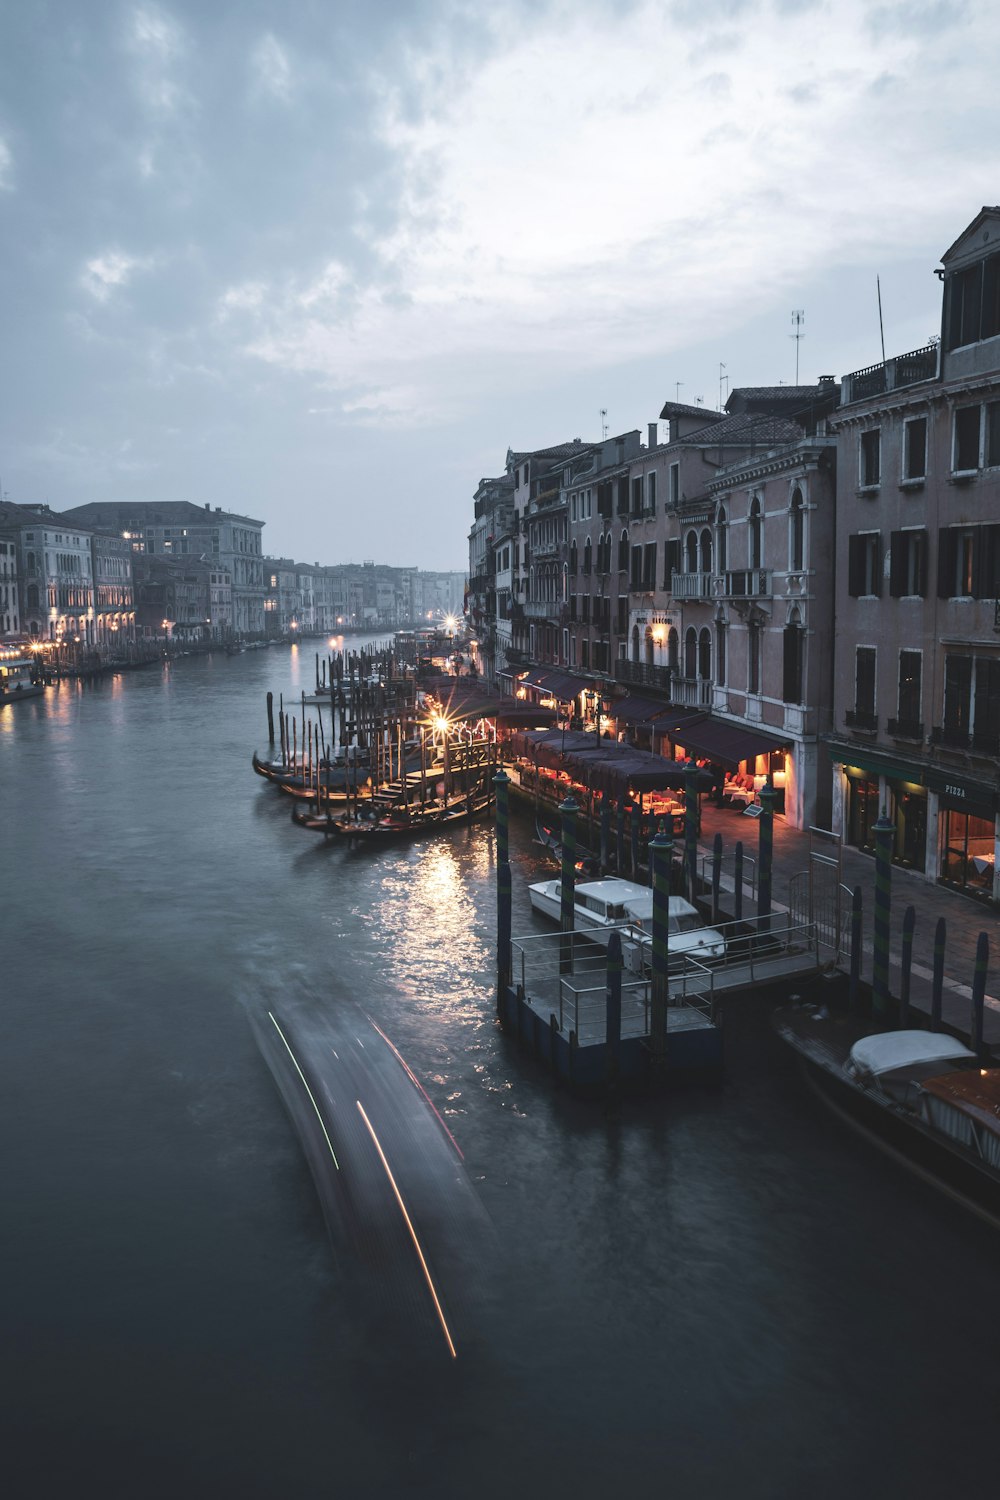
[518,668,589,700]
[611,695,671,726]
[669,716,788,770]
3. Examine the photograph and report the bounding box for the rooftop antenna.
[876,276,886,365]
[719,363,728,410]
[600,408,608,439]
[790,310,805,384]
[674,381,683,403]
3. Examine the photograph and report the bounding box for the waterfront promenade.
[696,803,1000,1048]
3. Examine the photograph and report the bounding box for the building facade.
[827,205,1000,900]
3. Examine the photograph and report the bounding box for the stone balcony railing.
[841,344,939,405]
[670,572,713,600]
[613,659,673,692]
[723,569,770,599]
[671,675,713,708]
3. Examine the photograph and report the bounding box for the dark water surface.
[2,644,997,1499]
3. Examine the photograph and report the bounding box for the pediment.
[940,207,1000,270]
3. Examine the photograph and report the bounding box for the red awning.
[670,716,788,770]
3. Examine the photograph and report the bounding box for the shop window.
[942,808,995,895]
[889,529,928,597]
[847,532,882,597]
[892,785,927,871]
[903,417,927,481]
[954,406,982,472]
[860,429,880,487]
[848,775,880,851]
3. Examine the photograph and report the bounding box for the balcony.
[672,676,713,708]
[846,708,878,733]
[887,717,924,741]
[841,344,939,405]
[505,646,530,666]
[723,570,770,599]
[670,572,713,600]
[930,724,970,750]
[523,598,560,619]
[613,660,674,692]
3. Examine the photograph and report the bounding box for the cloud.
[0,136,12,190]
[250,33,293,103]
[80,251,152,302]
[124,3,187,115]
[220,0,996,424]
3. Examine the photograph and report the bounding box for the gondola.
[534,816,600,876]
[324,789,495,844]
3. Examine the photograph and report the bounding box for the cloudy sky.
[0,0,996,570]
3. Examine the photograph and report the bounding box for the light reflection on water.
[3,643,1000,1498]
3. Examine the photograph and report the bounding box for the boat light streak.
[267,1011,340,1170]
[355,1099,457,1360]
[368,1019,464,1160]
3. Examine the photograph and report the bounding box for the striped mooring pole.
[649,826,673,1063]
[899,905,915,1028]
[872,807,895,1016]
[495,770,512,1012]
[931,917,946,1031]
[711,832,723,925]
[684,762,700,904]
[559,796,579,976]
[757,780,776,935]
[971,931,989,1060]
[605,929,623,1088]
[616,797,626,875]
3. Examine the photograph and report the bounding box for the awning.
[669,716,787,770]
[611,695,672,726]
[518,668,589,700]
[491,703,557,726]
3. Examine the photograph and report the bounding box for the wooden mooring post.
[872,808,895,1016]
[899,904,915,1027]
[495,770,512,1013]
[971,931,989,1060]
[931,917,946,1031]
[648,826,672,1068]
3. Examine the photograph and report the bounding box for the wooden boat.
[324,788,494,844]
[534,816,600,876]
[773,1002,1000,1228]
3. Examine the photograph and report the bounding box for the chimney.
[648,422,659,449]
[818,375,835,385]
[204,503,210,511]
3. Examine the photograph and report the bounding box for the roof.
[848,1031,976,1078]
[658,400,725,422]
[62,501,265,528]
[725,383,838,412]
[685,412,807,447]
[920,1069,1000,1135]
[940,206,1000,265]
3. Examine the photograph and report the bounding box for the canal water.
[2,642,997,1499]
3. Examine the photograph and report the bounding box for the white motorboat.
[527,876,726,969]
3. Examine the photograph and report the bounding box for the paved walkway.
[695,802,1000,1049]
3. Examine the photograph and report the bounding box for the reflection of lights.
[368,1019,464,1159]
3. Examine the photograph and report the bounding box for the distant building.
[0,528,20,637]
[0,501,95,645]
[63,501,266,639]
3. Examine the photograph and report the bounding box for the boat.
[773,1003,1000,1227]
[323,787,495,844]
[534,816,600,877]
[251,742,422,793]
[527,876,727,970]
[0,656,45,704]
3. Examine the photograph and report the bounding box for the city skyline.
[1,0,998,569]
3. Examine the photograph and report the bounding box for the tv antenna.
[719,362,728,410]
[790,310,805,384]
[674,381,683,403]
[600,408,608,439]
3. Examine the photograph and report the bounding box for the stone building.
[827,205,1000,901]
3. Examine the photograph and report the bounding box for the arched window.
[645,626,655,666]
[583,537,592,575]
[684,627,697,679]
[562,563,568,603]
[26,551,35,571]
[667,627,679,674]
[685,530,698,572]
[631,623,640,662]
[789,488,804,571]
[749,497,762,570]
[698,627,712,681]
[699,528,713,573]
[570,541,578,576]
[26,584,39,609]
[716,507,728,573]
[783,606,804,704]
[618,528,629,571]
